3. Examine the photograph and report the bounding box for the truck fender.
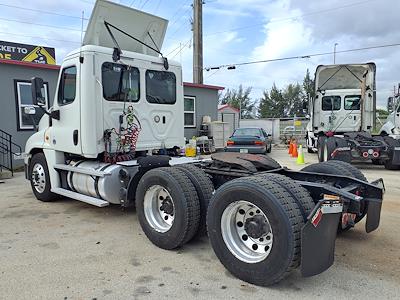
[125,156,171,207]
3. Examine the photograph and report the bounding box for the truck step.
[51,188,109,207]
[53,164,110,177]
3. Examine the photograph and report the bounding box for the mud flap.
[393,147,400,164]
[301,201,342,277]
[365,178,384,233]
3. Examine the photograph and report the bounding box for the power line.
[205,42,400,70]
[0,31,80,44]
[169,0,191,22]
[0,16,83,32]
[140,0,150,9]
[203,0,377,37]
[170,38,192,59]
[0,2,89,20]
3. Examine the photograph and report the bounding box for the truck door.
[320,95,341,132]
[338,95,362,132]
[50,62,81,154]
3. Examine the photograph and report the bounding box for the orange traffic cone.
[288,140,293,155]
[292,142,298,158]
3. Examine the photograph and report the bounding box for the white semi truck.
[24,0,384,286]
[306,63,400,169]
[380,86,400,136]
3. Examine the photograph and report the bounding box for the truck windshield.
[344,95,361,110]
[322,96,341,111]
[102,62,140,102]
[146,70,176,104]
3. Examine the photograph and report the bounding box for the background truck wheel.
[317,136,326,162]
[207,176,304,286]
[135,167,200,250]
[383,137,400,170]
[29,153,58,202]
[175,164,214,236]
[331,138,352,163]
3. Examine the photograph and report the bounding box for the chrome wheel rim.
[143,185,175,233]
[31,163,46,193]
[221,201,273,264]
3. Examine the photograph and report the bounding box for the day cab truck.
[381,86,400,137]
[24,0,384,287]
[306,63,400,169]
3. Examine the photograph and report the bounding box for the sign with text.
[0,40,56,65]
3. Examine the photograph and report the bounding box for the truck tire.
[175,164,214,236]
[322,160,367,182]
[29,153,58,202]
[317,136,326,162]
[207,176,304,286]
[301,161,367,230]
[383,137,400,170]
[257,173,314,221]
[331,138,352,163]
[135,167,200,250]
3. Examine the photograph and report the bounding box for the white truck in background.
[22,0,385,287]
[380,85,400,136]
[306,63,400,170]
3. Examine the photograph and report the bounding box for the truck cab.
[380,95,400,137]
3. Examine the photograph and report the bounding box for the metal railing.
[0,129,22,176]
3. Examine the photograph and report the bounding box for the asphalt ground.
[0,149,399,299]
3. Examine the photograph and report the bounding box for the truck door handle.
[73,130,78,146]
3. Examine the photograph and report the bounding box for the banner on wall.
[0,40,56,65]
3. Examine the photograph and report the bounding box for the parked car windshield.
[233,128,262,137]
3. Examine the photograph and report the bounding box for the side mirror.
[305,114,311,119]
[387,97,395,112]
[31,77,46,107]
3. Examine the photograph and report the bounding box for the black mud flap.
[301,201,342,277]
[393,148,400,164]
[365,178,384,233]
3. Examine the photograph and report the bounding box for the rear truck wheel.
[324,137,339,162]
[257,174,314,220]
[174,164,214,236]
[317,136,326,162]
[29,153,58,202]
[301,161,367,231]
[383,137,400,170]
[331,138,352,163]
[135,167,200,250]
[207,176,304,286]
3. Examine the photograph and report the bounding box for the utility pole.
[193,0,203,84]
[333,43,338,64]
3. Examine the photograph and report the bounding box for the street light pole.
[333,43,338,64]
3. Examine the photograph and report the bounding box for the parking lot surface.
[0,149,399,299]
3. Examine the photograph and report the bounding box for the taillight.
[254,141,263,145]
[227,140,234,145]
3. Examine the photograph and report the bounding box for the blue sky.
[0,0,399,108]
